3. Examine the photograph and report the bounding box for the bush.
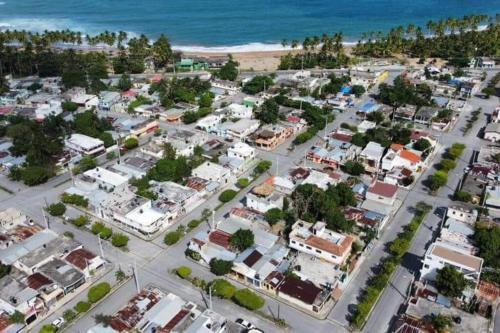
[185,248,201,261]
[209,279,236,299]
[63,231,74,238]
[454,190,472,202]
[187,219,202,230]
[293,127,317,145]
[232,288,265,310]
[343,161,365,176]
[111,233,129,247]
[230,229,254,251]
[91,222,105,235]
[61,193,89,207]
[253,160,272,175]
[390,238,411,257]
[176,266,192,279]
[429,171,448,191]
[264,208,283,226]
[62,101,78,112]
[39,325,57,333]
[99,227,113,240]
[439,159,456,171]
[237,178,250,188]
[74,301,91,313]
[87,282,111,303]
[218,190,237,203]
[164,231,182,245]
[63,309,76,322]
[124,137,139,149]
[106,151,117,160]
[47,202,66,216]
[72,215,89,227]
[209,258,233,276]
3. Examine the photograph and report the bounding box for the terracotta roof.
[368,181,398,198]
[287,115,301,123]
[390,143,405,151]
[410,130,430,141]
[330,132,352,143]
[290,167,310,179]
[65,248,96,270]
[476,280,500,302]
[0,314,11,332]
[243,250,263,268]
[278,277,322,305]
[305,234,354,257]
[209,230,232,249]
[252,183,274,196]
[159,309,190,332]
[400,150,421,163]
[26,273,53,290]
[401,168,413,177]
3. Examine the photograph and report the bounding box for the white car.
[235,318,255,330]
[52,317,65,328]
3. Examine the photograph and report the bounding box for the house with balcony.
[358,141,385,174]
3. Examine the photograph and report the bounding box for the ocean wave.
[0,2,6,5]
[0,18,87,33]
[173,41,358,53]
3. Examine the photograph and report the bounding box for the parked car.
[52,317,65,328]
[235,318,255,330]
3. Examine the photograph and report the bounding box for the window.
[306,246,312,250]
[291,240,296,244]
[299,243,303,247]
[315,249,322,254]
[424,264,429,269]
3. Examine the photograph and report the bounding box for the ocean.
[0,0,499,51]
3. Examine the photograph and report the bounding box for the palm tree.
[281,39,288,48]
[291,40,299,49]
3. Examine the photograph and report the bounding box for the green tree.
[230,229,254,251]
[242,75,273,95]
[436,266,469,298]
[232,288,265,310]
[351,85,366,98]
[74,301,91,313]
[75,156,97,174]
[439,159,456,171]
[114,270,126,282]
[176,266,192,279]
[208,279,236,299]
[209,258,233,276]
[198,92,214,108]
[429,171,448,191]
[47,202,66,216]
[253,160,272,175]
[216,57,239,81]
[39,324,57,333]
[63,309,76,322]
[343,160,365,176]
[87,282,111,303]
[164,231,182,245]
[117,73,132,91]
[237,178,250,188]
[219,190,237,203]
[265,208,283,226]
[474,224,500,268]
[430,314,452,333]
[111,233,129,247]
[152,34,173,68]
[62,101,78,112]
[413,138,432,151]
[256,98,279,124]
[71,215,89,227]
[123,137,139,149]
[9,311,25,324]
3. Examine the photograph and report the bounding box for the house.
[485,185,500,211]
[192,161,233,185]
[141,142,165,159]
[446,204,478,224]
[357,120,376,133]
[64,248,105,277]
[484,122,500,142]
[243,96,263,108]
[98,91,121,111]
[477,57,495,69]
[225,103,253,119]
[365,181,398,206]
[394,105,417,121]
[227,142,256,162]
[196,114,223,132]
[211,79,240,94]
[0,275,40,325]
[115,118,159,138]
[246,183,283,213]
[253,124,295,151]
[420,240,483,295]
[277,276,331,313]
[76,167,129,192]
[65,133,106,157]
[414,107,440,125]
[301,169,339,190]
[35,100,62,120]
[357,101,381,117]
[440,218,475,250]
[222,119,260,140]
[185,309,227,333]
[308,138,361,169]
[151,181,201,218]
[38,258,86,294]
[155,129,207,157]
[111,155,156,179]
[381,144,422,172]
[288,220,353,265]
[65,87,98,110]
[358,142,385,173]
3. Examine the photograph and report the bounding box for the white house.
[381,144,422,172]
[359,141,385,173]
[446,204,478,224]
[227,142,256,162]
[77,167,128,192]
[484,123,500,142]
[196,114,223,132]
[288,220,353,265]
[65,133,106,156]
[226,103,253,119]
[66,88,98,110]
[420,240,483,292]
[192,161,233,185]
[223,119,260,140]
[35,99,62,120]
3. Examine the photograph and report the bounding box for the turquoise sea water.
[0,0,499,49]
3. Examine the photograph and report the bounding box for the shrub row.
[351,202,431,328]
[91,222,129,247]
[428,143,465,192]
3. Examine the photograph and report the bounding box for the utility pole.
[211,211,215,231]
[276,156,279,176]
[133,261,140,293]
[97,234,105,259]
[208,284,213,310]
[117,135,122,163]
[41,208,49,229]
